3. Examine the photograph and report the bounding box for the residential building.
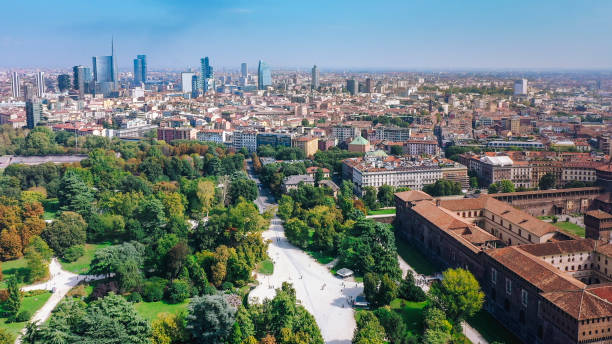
[157,127,196,142]
[256,132,292,148]
[332,125,361,141]
[233,130,258,152]
[293,136,319,157]
[374,126,412,142]
[403,140,440,156]
[197,129,228,144]
[282,174,314,192]
[181,72,196,95]
[514,78,528,95]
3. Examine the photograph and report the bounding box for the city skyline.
[2,0,612,70]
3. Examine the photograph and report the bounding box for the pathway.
[17,258,106,343]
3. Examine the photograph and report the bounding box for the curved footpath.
[16,258,106,343]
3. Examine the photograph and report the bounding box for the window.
[491,268,497,284]
[521,289,528,307]
[506,278,512,295]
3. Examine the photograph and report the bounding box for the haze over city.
[3,0,612,69]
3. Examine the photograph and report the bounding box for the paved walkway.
[249,217,361,344]
[17,258,106,343]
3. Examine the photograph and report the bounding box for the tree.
[498,180,515,193]
[277,195,294,221]
[399,270,426,302]
[487,183,499,194]
[41,211,86,257]
[314,168,324,187]
[301,118,309,126]
[151,312,187,344]
[429,268,484,323]
[422,307,453,344]
[352,311,386,344]
[377,185,395,207]
[284,218,310,249]
[390,145,403,155]
[363,273,397,308]
[469,176,479,189]
[362,186,378,210]
[57,170,94,217]
[186,294,237,344]
[36,293,150,343]
[423,179,462,197]
[539,173,557,190]
[373,308,409,344]
[5,277,21,317]
[196,180,216,216]
[228,178,258,205]
[0,328,15,344]
[25,236,53,282]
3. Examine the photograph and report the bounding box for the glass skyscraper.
[258,60,271,90]
[133,54,147,85]
[311,65,319,90]
[241,63,248,78]
[200,57,213,93]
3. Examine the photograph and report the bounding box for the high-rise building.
[92,39,118,97]
[241,63,248,78]
[364,78,372,93]
[346,79,358,95]
[181,72,196,95]
[133,54,146,85]
[57,74,71,93]
[191,74,199,99]
[35,71,45,97]
[73,65,92,98]
[311,65,319,90]
[258,60,271,90]
[200,57,213,93]
[514,79,528,95]
[26,99,42,129]
[10,72,20,99]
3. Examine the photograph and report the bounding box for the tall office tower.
[73,66,92,98]
[57,74,71,93]
[10,72,20,99]
[346,79,358,95]
[311,65,320,90]
[200,57,213,93]
[133,54,147,85]
[181,72,196,95]
[92,39,117,96]
[364,78,372,93]
[513,79,528,95]
[26,99,42,129]
[257,60,271,90]
[241,63,248,78]
[191,75,199,99]
[35,71,45,97]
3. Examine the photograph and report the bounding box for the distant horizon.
[3,1,612,70]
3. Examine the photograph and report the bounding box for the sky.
[2,0,612,70]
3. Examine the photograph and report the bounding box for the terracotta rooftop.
[518,239,596,257]
[395,190,434,203]
[586,210,612,220]
[542,287,612,320]
[487,246,585,293]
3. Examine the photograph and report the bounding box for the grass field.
[0,291,52,338]
[390,298,428,336]
[42,198,59,220]
[134,300,189,322]
[258,259,274,275]
[395,237,440,276]
[368,208,396,216]
[467,309,522,344]
[60,243,111,274]
[0,258,28,289]
[553,221,585,237]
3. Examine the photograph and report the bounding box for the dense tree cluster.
[422,179,463,197]
[487,179,515,194]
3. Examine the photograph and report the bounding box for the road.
[17,258,106,343]
[246,160,361,344]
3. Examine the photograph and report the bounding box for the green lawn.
[42,198,59,220]
[0,291,52,338]
[134,300,189,322]
[553,221,585,237]
[390,298,428,336]
[395,237,440,276]
[467,309,522,344]
[60,243,111,274]
[258,259,274,275]
[305,249,335,265]
[368,208,396,216]
[0,257,28,289]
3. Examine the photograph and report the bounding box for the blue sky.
[2,0,612,70]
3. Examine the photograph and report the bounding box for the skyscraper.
[10,72,20,99]
[258,60,271,90]
[364,78,372,93]
[241,63,248,78]
[513,79,528,95]
[26,99,42,129]
[133,54,147,85]
[73,65,93,98]
[57,74,71,93]
[92,38,117,97]
[200,57,213,93]
[346,79,358,95]
[35,71,45,97]
[311,65,320,90]
[181,72,196,95]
